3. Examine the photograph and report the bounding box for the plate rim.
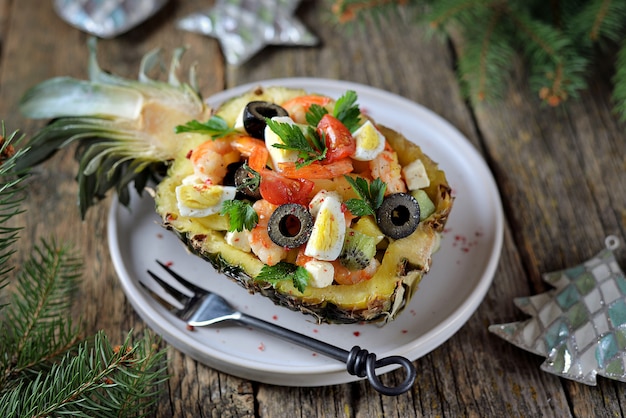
[108,77,504,385]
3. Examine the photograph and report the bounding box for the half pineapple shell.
[154,86,453,324]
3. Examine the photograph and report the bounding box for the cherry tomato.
[317,114,356,163]
[259,170,314,205]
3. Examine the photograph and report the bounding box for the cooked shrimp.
[231,135,268,172]
[277,158,353,179]
[333,257,380,285]
[281,95,333,124]
[189,138,240,184]
[248,199,288,266]
[369,148,407,194]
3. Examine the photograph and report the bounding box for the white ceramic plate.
[108,78,503,386]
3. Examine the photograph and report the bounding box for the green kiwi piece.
[339,228,377,270]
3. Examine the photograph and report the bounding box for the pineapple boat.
[18,40,453,324]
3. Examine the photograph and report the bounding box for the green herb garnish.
[236,162,261,193]
[344,176,387,216]
[220,199,259,232]
[175,115,236,138]
[266,118,327,167]
[304,90,361,133]
[305,103,329,126]
[255,262,310,293]
[333,90,361,132]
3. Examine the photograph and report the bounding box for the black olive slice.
[267,204,314,248]
[243,101,289,139]
[234,164,262,200]
[376,193,421,239]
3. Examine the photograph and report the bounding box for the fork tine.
[155,260,207,295]
[146,269,191,306]
[138,280,182,314]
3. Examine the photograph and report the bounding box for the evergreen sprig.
[0,125,167,417]
[330,0,626,119]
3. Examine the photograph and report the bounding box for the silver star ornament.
[177,0,318,65]
[54,0,168,38]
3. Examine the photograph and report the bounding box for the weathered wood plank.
[1,0,624,416]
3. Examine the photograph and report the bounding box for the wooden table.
[2,1,625,416]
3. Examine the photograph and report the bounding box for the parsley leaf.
[175,115,236,138]
[235,162,261,193]
[305,103,328,126]
[220,199,258,232]
[266,118,326,167]
[255,262,310,293]
[304,91,361,132]
[344,176,387,216]
[333,90,361,132]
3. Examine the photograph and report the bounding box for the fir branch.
[330,0,409,24]
[612,39,626,120]
[510,8,588,105]
[424,0,485,31]
[0,122,167,415]
[566,0,626,44]
[329,0,626,117]
[456,6,515,103]
[0,126,27,282]
[2,239,83,376]
[0,331,167,417]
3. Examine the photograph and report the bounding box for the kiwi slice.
[339,228,377,270]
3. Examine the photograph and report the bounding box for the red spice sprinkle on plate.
[353,331,360,337]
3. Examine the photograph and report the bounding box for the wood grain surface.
[1,1,625,417]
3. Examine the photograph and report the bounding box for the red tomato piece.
[317,114,356,163]
[259,170,314,205]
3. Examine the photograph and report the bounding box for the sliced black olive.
[243,101,289,139]
[234,164,262,200]
[223,162,241,187]
[267,204,314,248]
[376,193,421,239]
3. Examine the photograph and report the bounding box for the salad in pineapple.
[18,40,453,324]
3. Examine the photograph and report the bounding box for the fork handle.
[237,313,416,396]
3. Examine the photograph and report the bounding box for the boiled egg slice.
[308,189,343,218]
[176,178,237,218]
[304,193,346,261]
[351,120,386,161]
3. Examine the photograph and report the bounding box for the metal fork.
[143,260,416,396]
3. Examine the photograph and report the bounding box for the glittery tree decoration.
[489,236,626,385]
[177,0,318,66]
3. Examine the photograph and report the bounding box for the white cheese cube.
[402,159,430,190]
[225,230,251,252]
[304,259,335,288]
